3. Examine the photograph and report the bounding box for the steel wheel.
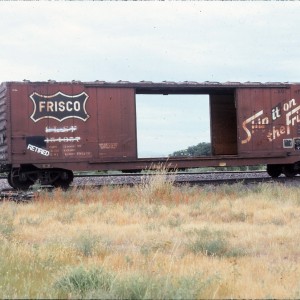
[9,169,33,190]
[266,164,282,178]
[282,164,297,178]
[52,170,73,189]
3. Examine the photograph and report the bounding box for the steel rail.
[0,170,267,179]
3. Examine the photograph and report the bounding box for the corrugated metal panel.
[0,83,8,162]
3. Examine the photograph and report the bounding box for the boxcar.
[1,80,300,189]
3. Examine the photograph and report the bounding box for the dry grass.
[0,171,300,299]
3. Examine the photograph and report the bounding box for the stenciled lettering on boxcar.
[62,144,92,158]
[27,144,50,156]
[30,91,89,122]
[99,143,118,150]
[26,136,50,157]
[242,98,300,145]
[45,126,78,133]
[44,137,81,143]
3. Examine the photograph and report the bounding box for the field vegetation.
[0,169,300,299]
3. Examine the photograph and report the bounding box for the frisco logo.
[30,91,89,122]
[27,144,50,156]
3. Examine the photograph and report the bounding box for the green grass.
[185,228,245,257]
[54,266,217,299]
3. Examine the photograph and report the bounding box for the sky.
[1,1,300,156]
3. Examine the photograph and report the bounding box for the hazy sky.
[1,1,300,156]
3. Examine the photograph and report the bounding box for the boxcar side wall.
[4,81,300,175]
[237,86,300,161]
[9,83,137,170]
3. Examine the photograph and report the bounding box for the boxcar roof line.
[5,80,294,95]
[6,80,295,88]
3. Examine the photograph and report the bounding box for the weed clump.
[137,163,176,203]
[0,204,17,239]
[185,228,245,258]
[55,267,113,298]
[71,231,110,258]
[54,266,217,299]
[0,214,14,239]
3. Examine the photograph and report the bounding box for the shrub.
[185,228,245,257]
[54,266,114,298]
[55,266,218,299]
[0,212,15,239]
[72,231,99,257]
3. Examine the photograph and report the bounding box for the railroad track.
[0,171,299,202]
[71,170,272,186]
[0,189,35,202]
[0,170,267,179]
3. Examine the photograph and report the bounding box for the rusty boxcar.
[1,80,300,189]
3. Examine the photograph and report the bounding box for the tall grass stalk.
[137,163,177,203]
